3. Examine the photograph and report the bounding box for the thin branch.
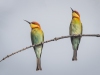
[0,34,100,62]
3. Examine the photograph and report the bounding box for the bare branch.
[0,34,100,62]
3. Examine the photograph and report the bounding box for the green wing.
[31,28,44,48]
[31,28,44,58]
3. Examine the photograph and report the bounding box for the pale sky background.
[0,0,100,75]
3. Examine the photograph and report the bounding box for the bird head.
[70,7,80,18]
[24,20,41,29]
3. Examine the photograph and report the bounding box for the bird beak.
[24,20,31,24]
[70,7,74,12]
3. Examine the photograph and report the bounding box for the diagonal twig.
[0,34,100,62]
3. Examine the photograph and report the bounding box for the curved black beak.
[24,20,31,24]
[70,7,74,12]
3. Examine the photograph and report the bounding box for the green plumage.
[31,28,44,70]
[71,37,80,50]
[70,18,83,61]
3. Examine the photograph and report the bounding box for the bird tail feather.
[36,58,42,71]
[72,50,77,61]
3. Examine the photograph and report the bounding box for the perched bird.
[69,7,83,61]
[24,20,44,71]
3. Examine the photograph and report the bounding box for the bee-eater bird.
[24,20,44,71]
[69,7,83,61]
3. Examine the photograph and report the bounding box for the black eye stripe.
[31,23,36,24]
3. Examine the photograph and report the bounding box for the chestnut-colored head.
[24,20,41,29]
[70,7,80,18]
